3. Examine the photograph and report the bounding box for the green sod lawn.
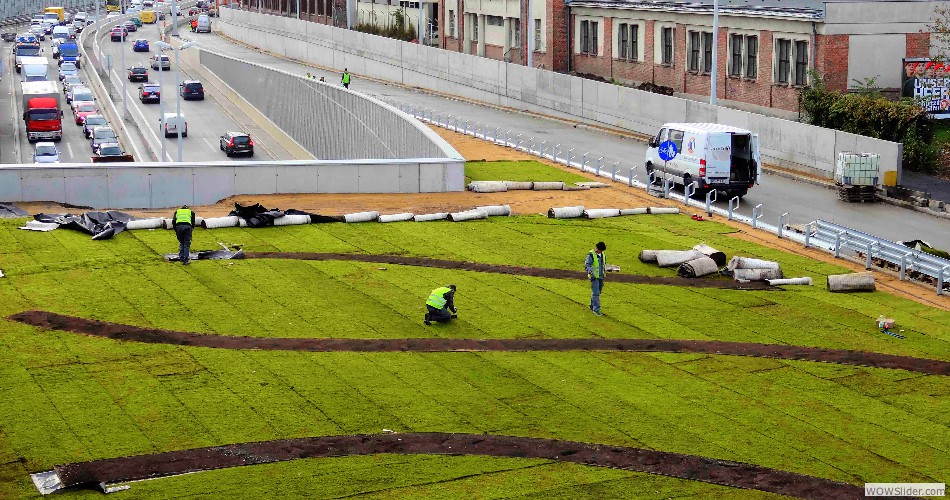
[0,207,948,498]
[464,160,591,185]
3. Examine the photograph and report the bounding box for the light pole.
[155,40,198,163]
[121,25,128,118]
[710,0,719,106]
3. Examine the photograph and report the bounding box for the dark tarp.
[165,248,245,262]
[228,203,343,227]
[33,211,134,240]
[0,204,28,218]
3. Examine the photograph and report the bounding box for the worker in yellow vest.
[585,242,607,316]
[424,284,457,325]
[172,205,196,265]
[341,68,351,89]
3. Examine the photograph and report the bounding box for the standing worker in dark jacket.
[585,242,607,316]
[424,284,457,325]
[173,205,196,265]
[341,68,351,89]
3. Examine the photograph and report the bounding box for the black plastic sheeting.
[0,204,28,218]
[33,212,134,240]
[165,248,245,262]
[229,203,342,227]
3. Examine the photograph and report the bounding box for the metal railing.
[398,104,950,296]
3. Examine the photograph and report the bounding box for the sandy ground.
[15,126,950,310]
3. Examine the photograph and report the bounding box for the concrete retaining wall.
[219,8,902,182]
[0,158,465,209]
[199,49,461,162]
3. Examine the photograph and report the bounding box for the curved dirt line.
[52,433,864,499]
[10,311,949,375]
[244,252,777,290]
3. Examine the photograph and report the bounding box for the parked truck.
[21,81,63,142]
[19,56,50,82]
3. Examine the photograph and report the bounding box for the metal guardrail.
[397,103,950,296]
[809,220,950,294]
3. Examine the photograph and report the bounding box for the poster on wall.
[902,58,950,119]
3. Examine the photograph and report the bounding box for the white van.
[645,123,761,198]
[51,25,70,42]
[196,14,211,33]
[160,112,187,137]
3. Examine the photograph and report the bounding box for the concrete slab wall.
[0,159,466,209]
[219,7,902,182]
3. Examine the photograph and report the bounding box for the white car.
[33,142,60,164]
[59,62,79,81]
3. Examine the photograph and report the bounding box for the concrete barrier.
[199,49,460,162]
[219,7,902,183]
[0,158,465,209]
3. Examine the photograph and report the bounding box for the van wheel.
[645,163,656,184]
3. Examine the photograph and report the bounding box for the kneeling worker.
[173,205,196,265]
[425,284,457,325]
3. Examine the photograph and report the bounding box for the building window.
[775,38,791,84]
[399,1,418,8]
[580,20,598,55]
[688,31,700,72]
[702,31,713,73]
[487,15,503,27]
[534,19,541,49]
[729,34,742,76]
[794,40,808,85]
[617,23,638,61]
[661,26,673,65]
[746,36,757,78]
[471,15,478,41]
[448,11,455,37]
[513,19,520,47]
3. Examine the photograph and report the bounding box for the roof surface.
[663,122,753,134]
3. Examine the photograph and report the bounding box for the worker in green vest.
[584,242,607,316]
[172,205,196,265]
[424,284,457,325]
[341,68,351,89]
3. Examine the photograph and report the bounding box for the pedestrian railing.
[396,103,950,296]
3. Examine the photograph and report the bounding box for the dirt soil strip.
[52,432,866,499]
[244,252,777,291]
[10,311,949,376]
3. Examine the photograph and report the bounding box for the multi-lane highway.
[90,14,276,163]
[0,28,105,164]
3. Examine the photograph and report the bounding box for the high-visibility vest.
[589,250,605,279]
[342,72,350,84]
[174,208,193,226]
[426,287,452,308]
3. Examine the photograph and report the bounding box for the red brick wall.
[815,33,849,92]
[485,44,503,60]
[547,0,569,71]
[906,32,930,58]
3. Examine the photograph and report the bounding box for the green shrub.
[800,75,939,173]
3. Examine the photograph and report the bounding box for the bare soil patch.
[52,432,864,499]
[10,311,949,375]
[245,252,774,290]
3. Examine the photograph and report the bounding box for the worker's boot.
[424,313,431,326]
[451,314,458,319]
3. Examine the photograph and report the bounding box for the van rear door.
[705,132,731,184]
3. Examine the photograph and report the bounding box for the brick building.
[235,0,944,114]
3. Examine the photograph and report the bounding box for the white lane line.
[202,137,214,151]
[66,143,74,159]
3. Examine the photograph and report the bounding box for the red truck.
[21,81,64,142]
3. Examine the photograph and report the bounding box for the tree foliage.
[800,73,939,173]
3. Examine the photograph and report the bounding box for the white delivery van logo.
[686,137,695,155]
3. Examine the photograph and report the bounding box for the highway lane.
[1,32,110,165]
[193,27,950,249]
[93,18,271,163]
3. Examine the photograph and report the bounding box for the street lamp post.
[155,40,198,163]
[710,0,719,106]
[121,26,127,118]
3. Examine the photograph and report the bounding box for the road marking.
[202,137,214,151]
[66,143,74,159]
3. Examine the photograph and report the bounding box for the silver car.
[150,54,170,70]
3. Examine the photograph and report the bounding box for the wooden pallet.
[837,185,878,203]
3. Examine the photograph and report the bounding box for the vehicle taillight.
[248,139,254,147]
[699,158,706,178]
[228,139,234,147]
